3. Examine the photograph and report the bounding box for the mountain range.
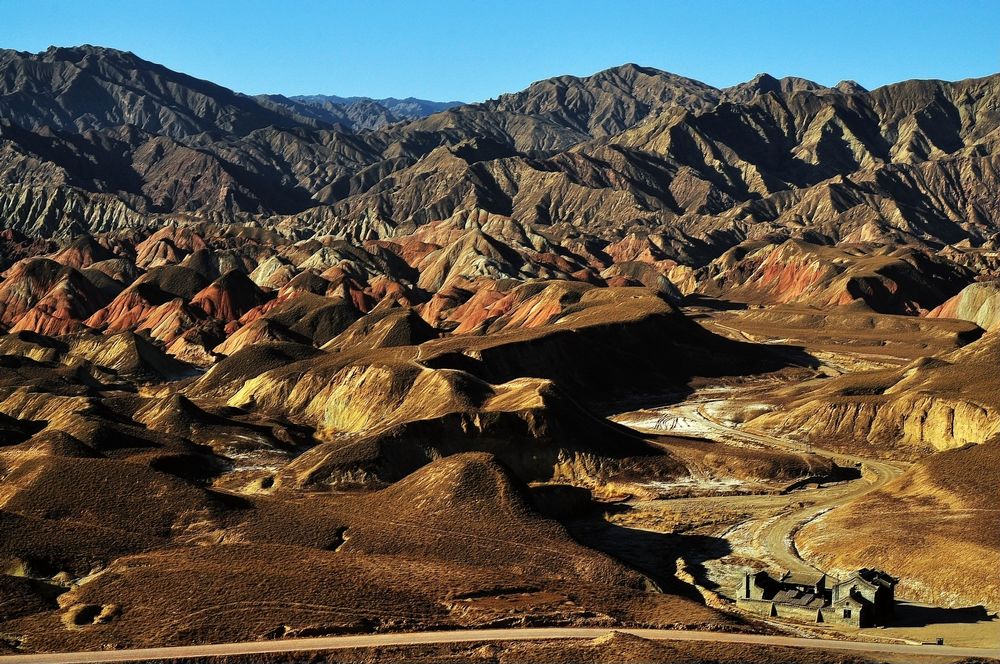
[2,45,998,256]
[285,94,462,128]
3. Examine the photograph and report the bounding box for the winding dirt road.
[1,627,996,663]
[620,389,907,577]
[694,397,908,575]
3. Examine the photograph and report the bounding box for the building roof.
[857,568,897,588]
[772,589,826,609]
[780,570,826,587]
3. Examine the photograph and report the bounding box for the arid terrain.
[0,45,998,663]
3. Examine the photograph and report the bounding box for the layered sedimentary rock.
[699,239,972,314]
[745,327,1000,455]
[928,280,1000,330]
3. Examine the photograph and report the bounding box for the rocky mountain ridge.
[285,94,463,130]
[3,46,999,260]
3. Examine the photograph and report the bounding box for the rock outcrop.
[928,280,1000,330]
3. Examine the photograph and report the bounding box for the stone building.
[737,568,897,627]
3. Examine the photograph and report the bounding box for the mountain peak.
[750,72,781,87]
[835,79,869,94]
[40,44,143,66]
[723,72,828,102]
[0,45,325,138]
[749,72,824,91]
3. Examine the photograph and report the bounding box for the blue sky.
[4,0,999,101]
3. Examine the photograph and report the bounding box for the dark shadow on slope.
[890,602,995,628]
[0,413,46,446]
[554,499,731,602]
[590,335,820,419]
[681,294,750,311]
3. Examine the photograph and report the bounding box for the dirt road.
[1,627,996,663]
[619,389,906,577]
[694,397,908,575]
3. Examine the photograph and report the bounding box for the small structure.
[830,569,897,626]
[738,568,897,627]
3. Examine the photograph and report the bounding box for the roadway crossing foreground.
[1,627,997,663]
